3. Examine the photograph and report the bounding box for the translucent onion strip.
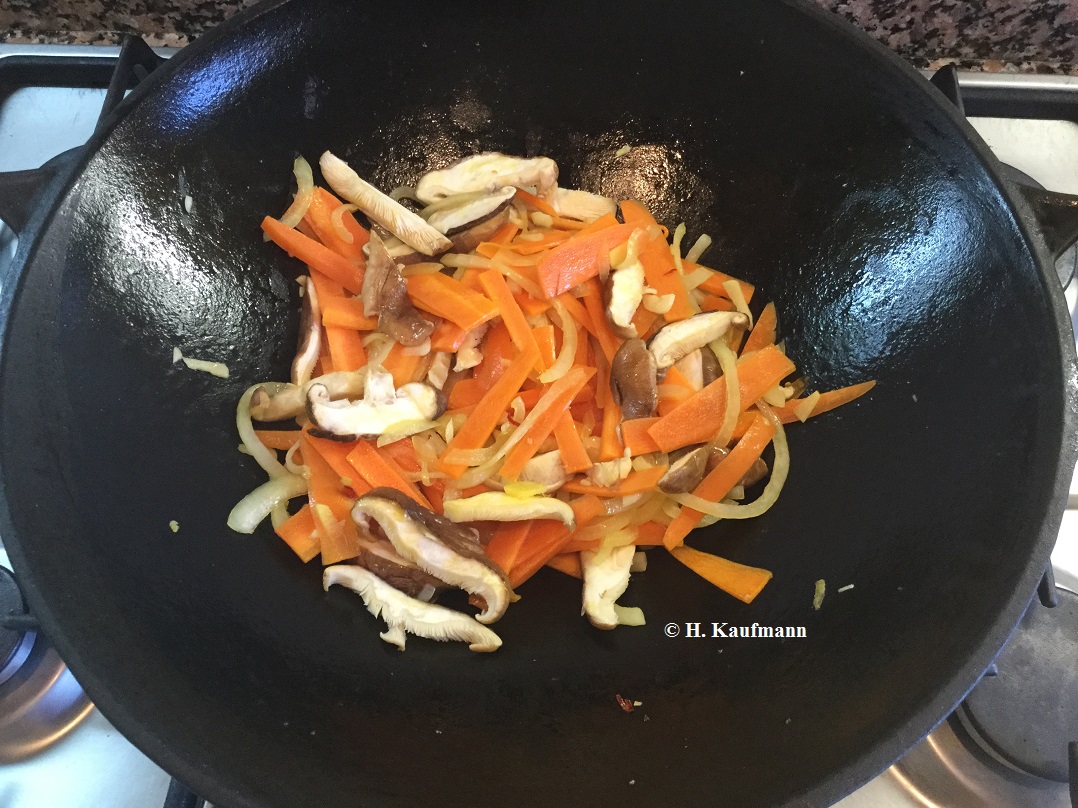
[672,404,789,519]
[685,233,712,263]
[279,156,315,229]
[227,474,309,533]
[330,202,360,244]
[670,222,687,274]
[723,279,753,328]
[237,385,288,478]
[708,339,740,448]
[539,301,577,383]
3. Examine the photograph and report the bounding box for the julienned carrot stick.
[581,278,621,362]
[303,187,370,260]
[687,261,755,305]
[621,418,662,456]
[262,215,363,294]
[546,553,583,578]
[447,378,485,409]
[669,545,772,604]
[554,413,593,473]
[700,295,737,313]
[555,292,598,340]
[536,222,637,298]
[488,222,520,245]
[638,236,694,322]
[533,324,557,369]
[648,344,796,453]
[662,413,776,549]
[619,200,659,229]
[436,344,541,478]
[255,429,302,451]
[514,188,556,215]
[303,433,370,494]
[431,320,468,352]
[324,326,367,372]
[478,270,544,370]
[560,464,668,497]
[571,494,606,527]
[274,504,320,562]
[473,321,515,392]
[634,521,667,546]
[657,365,695,416]
[516,291,551,318]
[320,296,378,331]
[301,434,362,563]
[772,381,876,422]
[382,342,426,387]
[346,440,432,508]
[594,349,624,461]
[405,273,499,332]
[573,212,620,237]
[741,301,777,355]
[509,521,572,588]
[500,367,596,480]
[485,521,532,574]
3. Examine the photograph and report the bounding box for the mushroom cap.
[658,445,711,494]
[414,153,558,204]
[648,311,749,371]
[581,545,636,630]
[305,370,445,439]
[610,338,658,420]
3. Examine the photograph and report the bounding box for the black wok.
[0,2,1075,807]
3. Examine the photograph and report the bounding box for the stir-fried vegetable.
[232,150,875,652]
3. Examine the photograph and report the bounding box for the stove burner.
[0,565,93,762]
[956,587,1078,783]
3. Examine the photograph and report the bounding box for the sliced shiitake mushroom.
[648,311,749,371]
[610,338,658,420]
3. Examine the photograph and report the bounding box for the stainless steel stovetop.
[0,44,1076,808]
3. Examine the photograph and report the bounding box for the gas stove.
[0,42,1075,808]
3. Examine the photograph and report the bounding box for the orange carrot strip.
[561,538,602,553]
[771,380,876,422]
[570,494,606,527]
[346,440,432,508]
[657,365,695,416]
[554,413,593,473]
[639,237,694,321]
[307,268,344,301]
[255,429,302,451]
[509,521,572,588]
[581,278,621,362]
[405,273,499,332]
[648,344,796,453]
[422,481,445,512]
[619,200,659,229]
[430,320,468,352]
[700,294,737,313]
[670,545,772,603]
[688,261,755,305]
[635,521,667,546]
[324,326,367,372]
[311,502,362,565]
[621,418,661,456]
[560,464,668,497]
[302,434,363,562]
[262,216,363,294]
[508,230,572,255]
[741,301,777,355]
[382,342,426,387]
[500,367,596,480]
[555,292,598,340]
[662,413,776,549]
[275,504,320,563]
[532,324,557,369]
[574,212,620,237]
[630,304,659,339]
[593,348,624,461]
[516,291,552,318]
[546,552,583,578]
[536,222,637,298]
[303,187,370,260]
[320,296,378,331]
[485,521,532,574]
[436,344,541,478]
[303,433,369,494]
[447,378,485,409]
[473,321,516,392]
[489,222,520,245]
[550,216,591,231]
[478,270,544,370]
[514,188,556,215]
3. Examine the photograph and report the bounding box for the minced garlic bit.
[615,145,632,157]
[175,348,230,379]
[169,520,180,533]
[837,584,855,593]
[183,195,193,214]
[172,347,182,364]
[813,579,826,610]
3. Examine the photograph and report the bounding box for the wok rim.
[0,1,1073,806]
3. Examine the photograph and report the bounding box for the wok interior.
[0,2,1067,807]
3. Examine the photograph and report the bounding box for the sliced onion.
[401,262,444,276]
[722,279,753,328]
[683,265,714,291]
[237,384,288,478]
[279,156,315,229]
[685,233,712,263]
[227,474,308,534]
[708,339,740,448]
[402,338,431,357]
[672,403,788,519]
[376,420,438,447]
[330,202,360,244]
[669,222,687,274]
[539,301,577,383]
[389,185,419,202]
[284,441,306,475]
[643,293,674,314]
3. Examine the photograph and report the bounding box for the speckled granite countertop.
[1,0,1076,73]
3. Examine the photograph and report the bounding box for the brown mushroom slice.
[604,260,646,338]
[355,547,444,600]
[581,545,637,630]
[305,366,445,440]
[610,338,658,420]
[250,369,367,421]
[320,151,452,256]
[426,186,515,234]
[364,233,434,346]
[700,346,722,388]
[658,445,711,494]
[414,153,558,204]
[323,565,501,652]
[707,445,769,487]
[648,311,749,371]
[352,489,513,624]
[546,187,617,222]
[292,277,321,387]
[448,207,512,255]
